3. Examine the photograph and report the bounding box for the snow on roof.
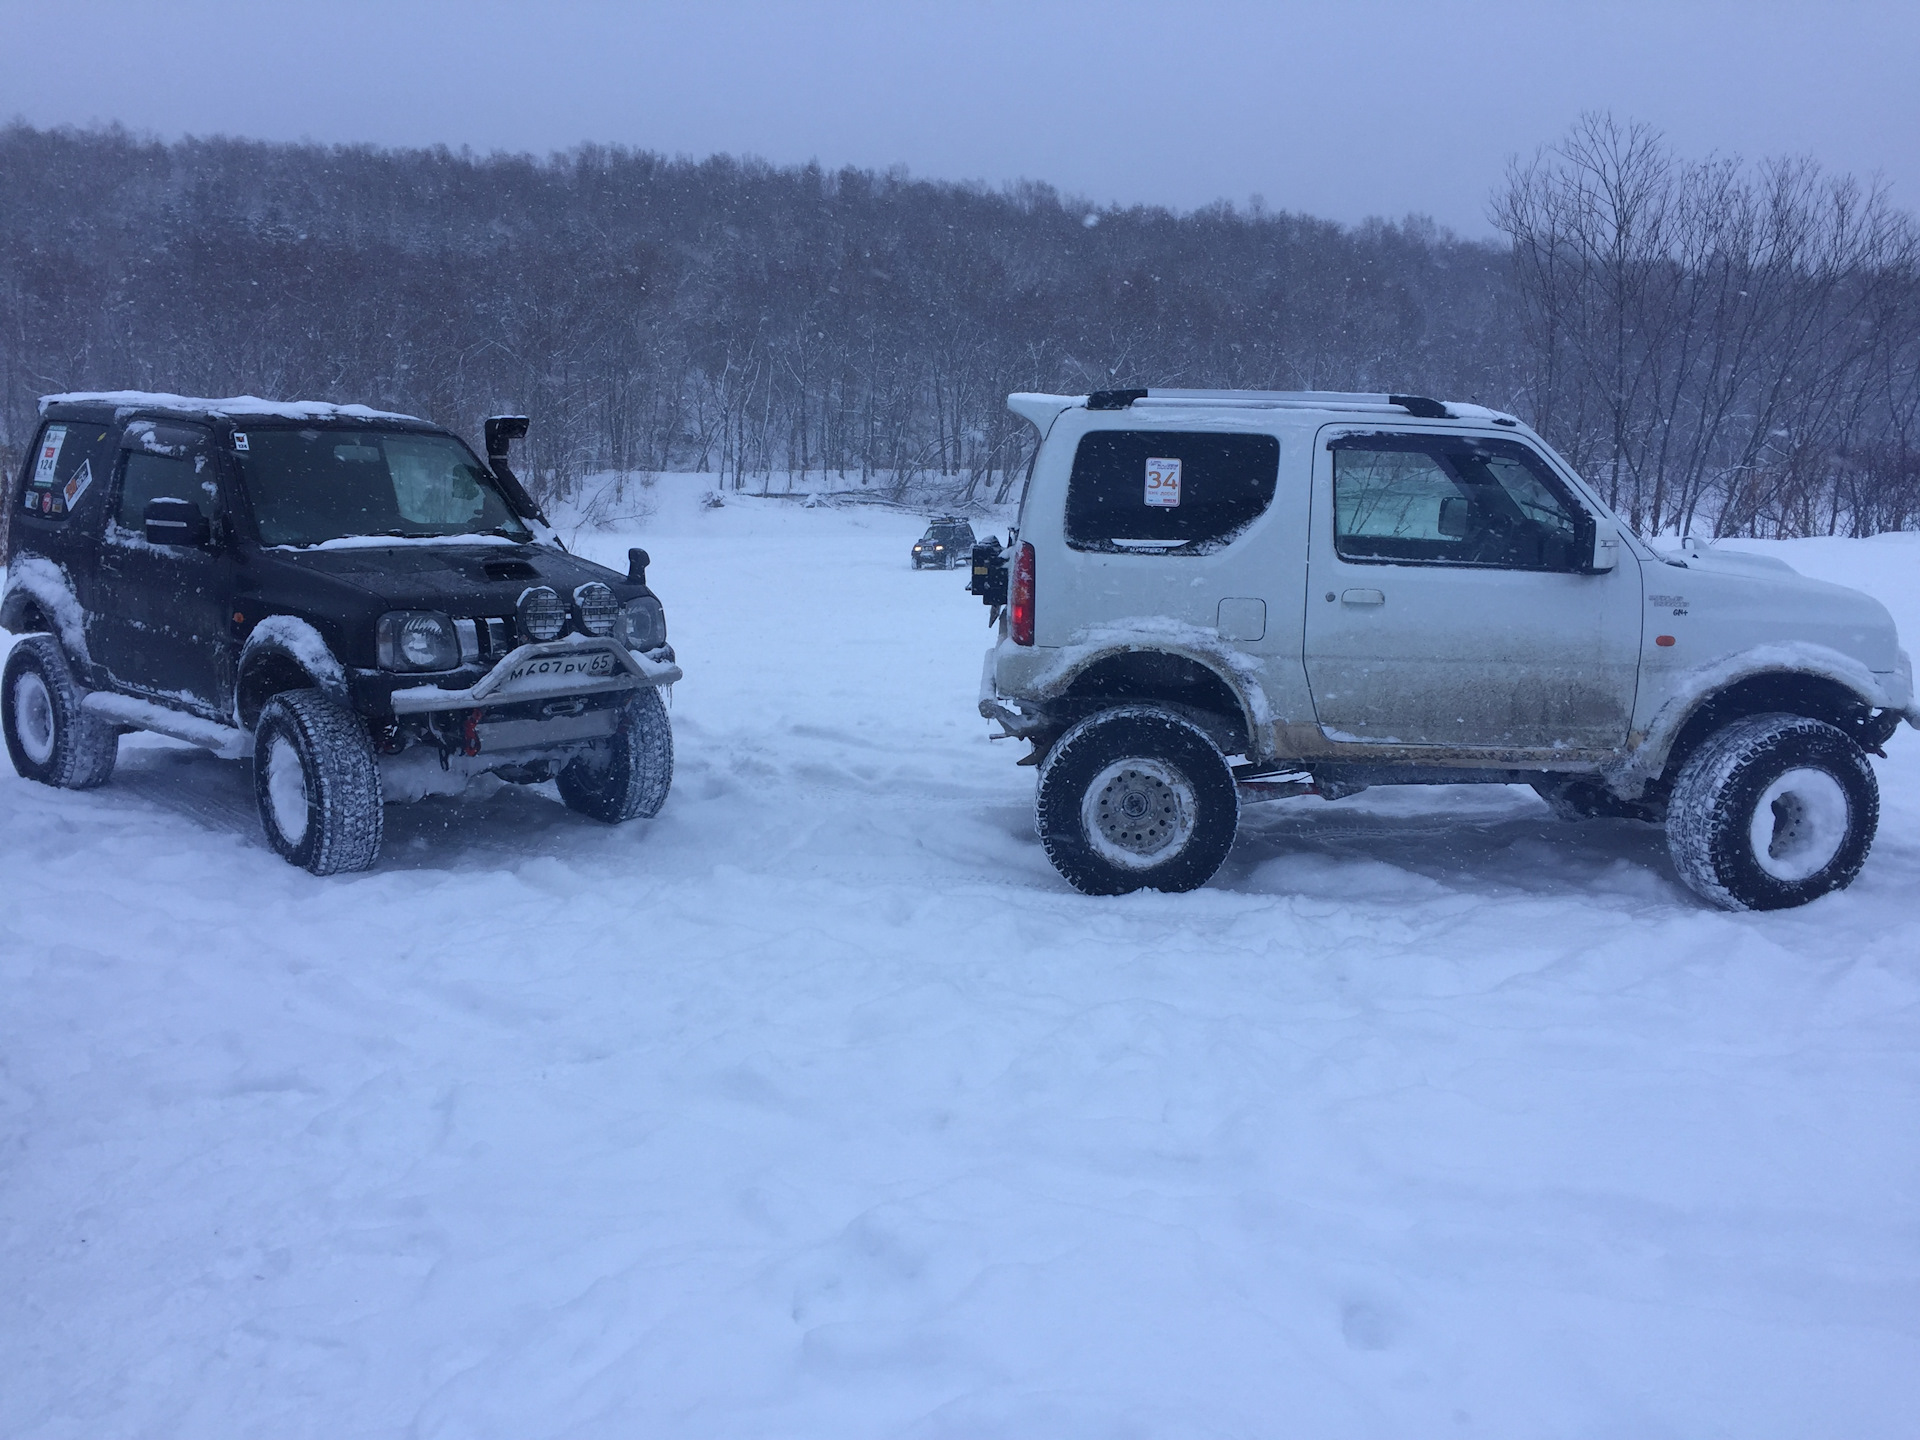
[39,391,426,424]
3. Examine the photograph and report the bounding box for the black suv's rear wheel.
[1035,706,1238,895]
[557,687,674,823]
[1665,713,1878,911]
[3,634,118,789]
[252,689,384,875]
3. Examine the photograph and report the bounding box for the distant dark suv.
[911,517,975,569]
[3,392,681,873]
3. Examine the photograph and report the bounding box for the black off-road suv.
[3,392,681,873]
[911,517,976,570]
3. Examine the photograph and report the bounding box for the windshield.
[235,428,532,547]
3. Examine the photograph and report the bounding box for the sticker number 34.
[1144,456,1181,507]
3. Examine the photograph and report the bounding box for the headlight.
[376,611,460,671]
[516,585,566,642]
[573,582,619,637]
[617,595,665,651]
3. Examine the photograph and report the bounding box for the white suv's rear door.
[1302,427,1641,752]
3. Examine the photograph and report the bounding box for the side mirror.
[143,496,210,547]
[1437,495,1473,539]
[1588,520,1619,573]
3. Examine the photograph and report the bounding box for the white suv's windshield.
[236,428,532,547]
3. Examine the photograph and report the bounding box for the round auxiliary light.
[516,585,566,642]
[573,582,619,637]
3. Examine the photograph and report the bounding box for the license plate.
[494,648,618,695]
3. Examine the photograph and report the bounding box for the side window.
[117,454,217,528]
[1066,431,1279,554]
[111,421,218,538]
[18,421,115,524]
[1331,434,1585,571]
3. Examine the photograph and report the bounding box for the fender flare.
[1023,623,1273,756]
[1,553,91,663]
[235,615,349,728]
[1612,644,1897,791]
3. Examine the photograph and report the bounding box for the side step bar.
[82,691,253,760]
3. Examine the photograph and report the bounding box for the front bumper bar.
[387,637,681,715]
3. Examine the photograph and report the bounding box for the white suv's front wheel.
[1036,706,1238,895]
[1665,713,1878,910]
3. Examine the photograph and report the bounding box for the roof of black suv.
[39,390,437,430]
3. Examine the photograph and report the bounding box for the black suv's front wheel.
[253,689,385,875]
[3,634,118,790]
[1035,706,1238,895]
[557,687,674,823]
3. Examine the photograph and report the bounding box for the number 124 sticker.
[1144,456,1181,507]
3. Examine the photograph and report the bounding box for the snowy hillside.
[5,485,1918,1438]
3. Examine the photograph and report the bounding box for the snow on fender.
[1,554,91,662]
[237,616,349,726]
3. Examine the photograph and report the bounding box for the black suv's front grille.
[454,617,516,663]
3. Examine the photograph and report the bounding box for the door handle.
[1340,588,1385,606]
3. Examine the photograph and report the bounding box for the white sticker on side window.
[34,425,67,487]
[1144,456,1181,507]
[62,458,93,510]
[232,432,249,451]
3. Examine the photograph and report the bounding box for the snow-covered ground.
[5,484,1919,1439]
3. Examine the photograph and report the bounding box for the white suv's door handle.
[1341,588,1385,606]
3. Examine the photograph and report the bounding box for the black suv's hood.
[253,540,628,612]
[241,540,650,670]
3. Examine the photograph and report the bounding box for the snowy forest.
[2,116,1916,536]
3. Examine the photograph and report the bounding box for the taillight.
[1011,541,1035,646]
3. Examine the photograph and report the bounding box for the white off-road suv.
[973,388,1917,908]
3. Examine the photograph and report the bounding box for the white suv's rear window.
[1064,431,1278,554]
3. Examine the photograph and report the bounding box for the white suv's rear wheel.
[1036,706,1238,895]
[1665,713,1877,910]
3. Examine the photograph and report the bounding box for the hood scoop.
[482,558,540,582]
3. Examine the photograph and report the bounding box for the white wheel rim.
[265,734,310,845]
[1748,766,1849,882]
[1083,757,1197,870]
[13,671,56,766]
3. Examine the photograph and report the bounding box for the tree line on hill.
[1,116,1914,537]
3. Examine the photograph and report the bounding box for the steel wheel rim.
[265,733,310,845]
[13,671,56,765]
[1748,766,1849,882]
[1083,757,1197,870]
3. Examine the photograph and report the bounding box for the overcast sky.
[3,0,1915,234]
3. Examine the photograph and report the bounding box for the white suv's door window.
[1066,431,1278,554]
[1332,435,1585,571]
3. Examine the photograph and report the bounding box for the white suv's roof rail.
[1007,389,1521,429]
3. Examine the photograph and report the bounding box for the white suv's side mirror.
[1589,527,1619,573]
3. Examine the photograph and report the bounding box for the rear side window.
[1065,431,1279,554]
[18,421,116,524]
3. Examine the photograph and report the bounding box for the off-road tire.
[556,686,674,823]
[1665,713,1877,911]
[1035,705,1238,896]
[3,634,118,789]
[252,688,384,875]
